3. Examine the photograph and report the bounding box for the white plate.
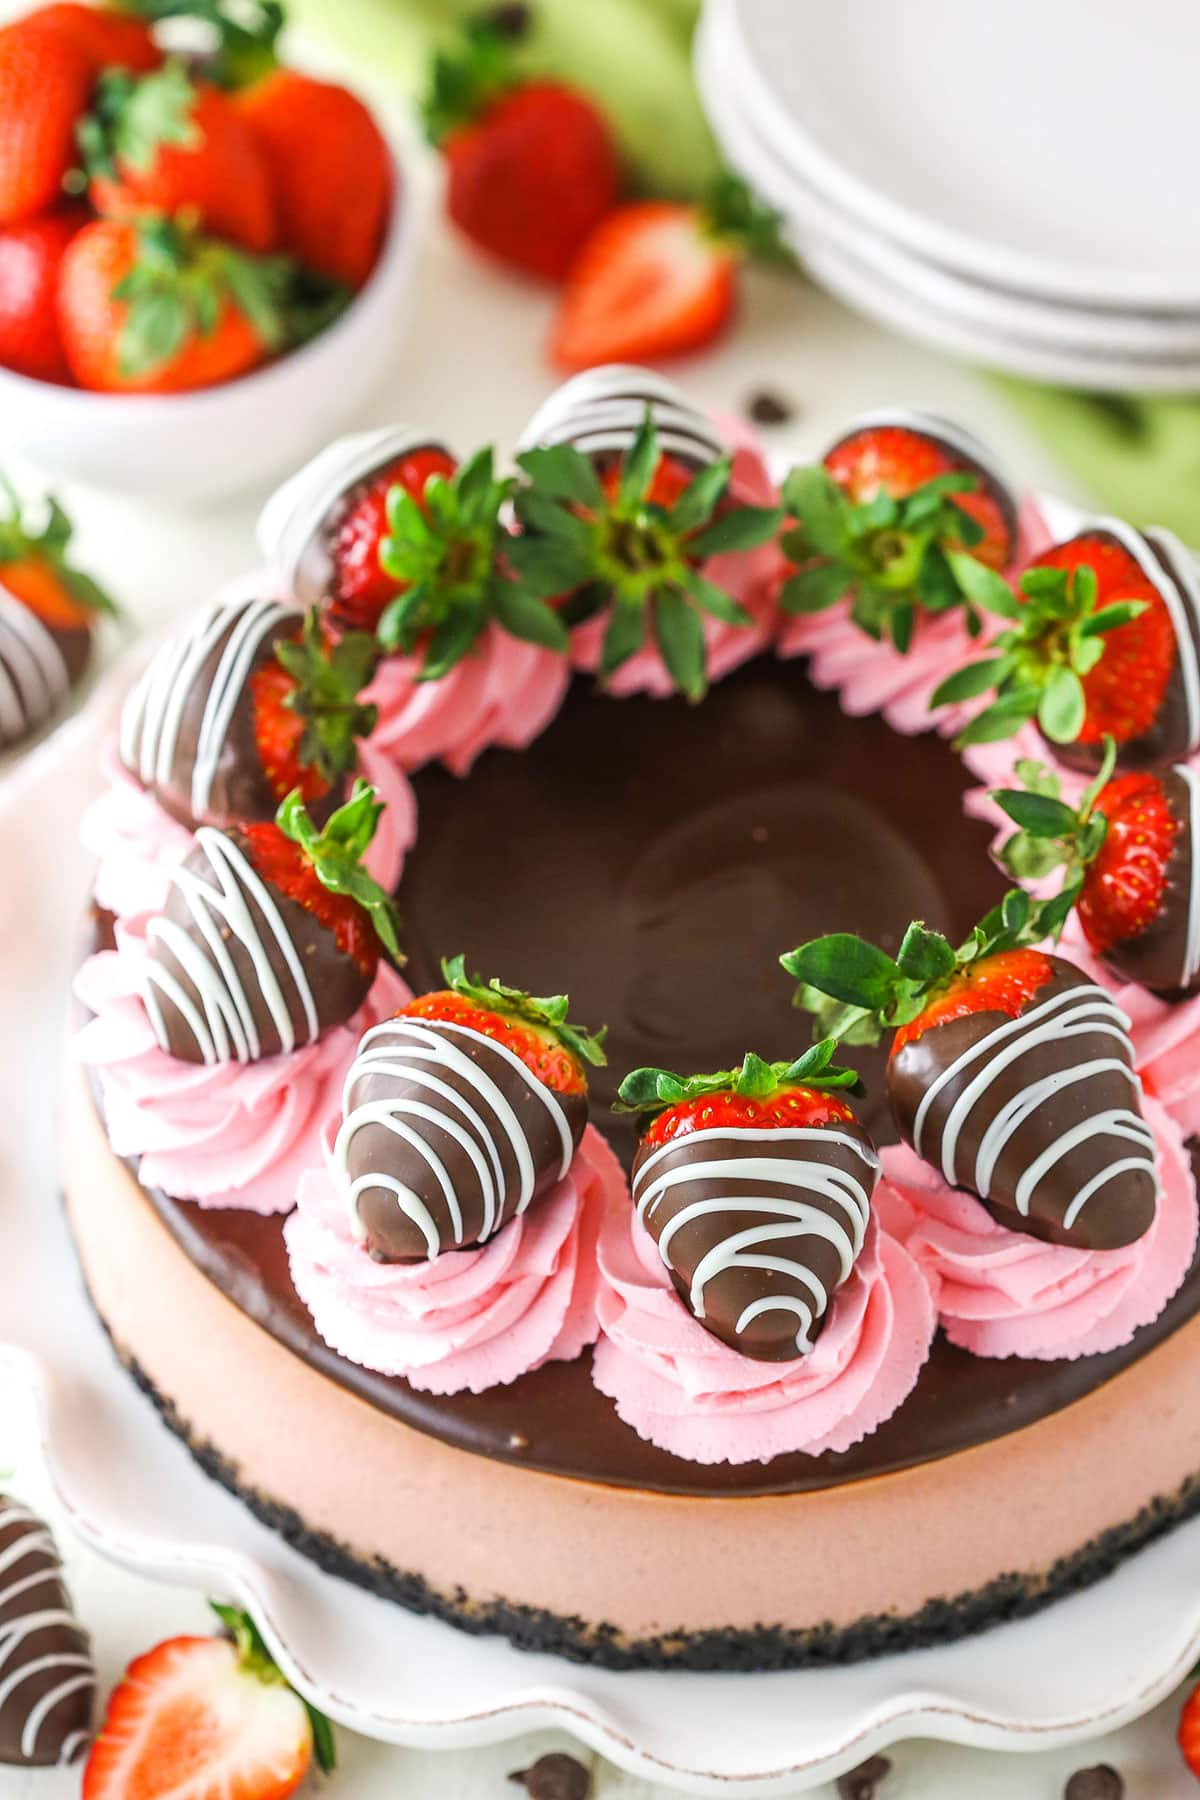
[697,7,1200,359]
[722,0,1200,310]
[5,641,1200,1794]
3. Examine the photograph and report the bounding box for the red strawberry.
[26,4,161,74]
[83,1605,333,1800]
[941,521,1199,769]
[825,417,1015,573]
[327,444,458,632]
[57,215,284,393]
[616,1044,876,1360]
[143,782,402,1064]
[0,18,92,227]
[336,955,606,1260]
[783,893,1159,1251]
[424,16,618,283]
[1180,1681,1200,1783]
[237,68,392,288]
[0,205,86,381]
[994,747,1200,996]
[83,61,276,252]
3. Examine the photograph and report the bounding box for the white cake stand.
[5,638,1200,1799]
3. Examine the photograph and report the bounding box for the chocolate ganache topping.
[335,960,604,1261]
[620,1046,878,1362]
[0,1498,94,1768]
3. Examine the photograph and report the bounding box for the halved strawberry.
[994,741,1199,995]
[82,1604,334,1800]
[783,888,1159,1251]
[549,174,790,371]
[1180,1680,1200,1783]
[616,1042,876,1360]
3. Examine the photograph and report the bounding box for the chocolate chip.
[836,1754,892,1800]
[1064,1767,1124,1800]
[509,1752,592,1800]
[485,2,533,38]
[747,388,796,426]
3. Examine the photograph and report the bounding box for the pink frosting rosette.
[777,495,1053,737]
[74,940,410,1215]
[873,1096,1197,1361]
[284,1123,626,1395]
[590,1204,936,1465]
[362,623,569,777]
[82,737,416,924]
[569,419,786,700]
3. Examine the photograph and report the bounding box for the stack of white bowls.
[696,0,1200,390]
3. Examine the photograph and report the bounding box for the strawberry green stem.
[275,780,404,961]
[440,953,606,1066]
[616,1040,860,1117]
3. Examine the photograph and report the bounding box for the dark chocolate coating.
[0,1497,94,1767]
[887,957,1158,1250]
[145,829,370,1064]
[119,594,338,832]
[630,1113,879,1361]
[0,601,90,752]
[341,1016,587,1261]
[1102,766,1199,996]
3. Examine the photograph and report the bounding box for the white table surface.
[1,18,1198,1797]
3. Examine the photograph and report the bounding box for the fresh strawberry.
[424,14,618,283]
[0,17,92,226]
[81,60,276,252]
[1180,1681,1200,1783]
[404,956,606,1095]
[144,781,403,1064]
[337,954,605,1260]
[994,739,1200,995]
[374,445,568,675]
[83,1604,333,1800]
[933,524,1191,767]
[615,1043,875,1359]
[27,4,161,74]
[0,205,86,380]
[238,67,392,287]
[328,444,459,632]
[57,214,287,392]
[549,174,790,370]
[783,887,1159,1251]
[779,412,1019,652]
[511,408,780,698]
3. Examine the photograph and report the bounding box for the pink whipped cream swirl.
[590,1205,936,1465]
[569,418,787,700]
[776,495,1052,737]
[81,737,416,923]
[75,944,410,1216]
[362,624,569,777]
[284,1123,626,1395]
[873,1097,1197,1361]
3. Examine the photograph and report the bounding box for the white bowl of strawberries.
[0,0,422,503]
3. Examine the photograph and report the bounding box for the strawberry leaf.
[1038,665,1087,743]
[652,588,706,701]
[276,780,403,962]
[492,579,569,650]
[614,1040,861,1116]
[929,656,1009,706]
[686,503,782,558]
[779,934,904,1012]
[515,444,604,511]
[778,561,853,615]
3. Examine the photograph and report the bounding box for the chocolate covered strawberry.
[616,1042,877,1362]
[518,364,729,480]
[512,405,780,699]
[779,409,1020,652]
[258,428,458,632]
[120,596,377,831]
[0,1495,94,1768]
[83,1604,333,1800]
[934,520,1200,768]
[143,780,402,1065]
[335,956,606,1261]
[0,477,115,748]
[782,890,1160,1251]
[995,740,1200,996]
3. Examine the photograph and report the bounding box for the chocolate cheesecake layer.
[88,656,1200,1500]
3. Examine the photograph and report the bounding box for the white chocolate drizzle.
[632,1126,878,1354]
[0,1504,93,1767]
[335,1016,576,1256]
[519,365,727,467]
[143,828,319,1065]
[119,594,295,819]
[911,982,1158,1228]
[0,588,71,747]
